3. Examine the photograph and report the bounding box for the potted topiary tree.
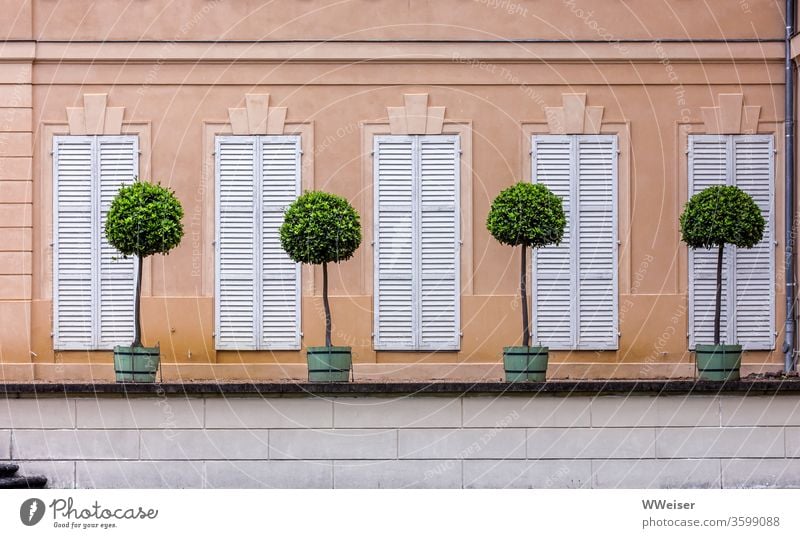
[280,191,362,382]
[105,179,184,383]
[486,182,566,382]
[680,184,765,381]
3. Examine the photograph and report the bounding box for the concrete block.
[205,397,332,429]
[140,429,268,460]
[592,395,719,427]
[16,460,75,488]
[722,396,800,427]
[269,429,396,460]
[0,429,9,458]
[463,396,590,428]
[527,428,656,459]
[334,459,462,488]
[12,429,139,460]
[721,459,800,488]
[76,461,204,488]
[399,428,526,459]
[76,397,204,429]
[656,427,784,458]
[333,397,461,428]
[464,460,591,488]
[0,398,75,428]
[782,427,800,457]
[206,461,333,488]
[592,459,721,488]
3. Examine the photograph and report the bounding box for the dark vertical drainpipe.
[785,0,797,373]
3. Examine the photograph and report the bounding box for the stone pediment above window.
[227,94,287,135]
[386,94,446,135]
[545,93,604,134]
[66,94,125,135]
[700,93,761,134]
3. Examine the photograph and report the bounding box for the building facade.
[0,0,791,381]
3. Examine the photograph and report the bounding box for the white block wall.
[2,394,800,488]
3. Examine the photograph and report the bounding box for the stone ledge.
[0,379,799,396]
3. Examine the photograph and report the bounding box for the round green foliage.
[486,182,566,248]
[680,185,765,249]
[280,191,362,265]
[105,180,185,258]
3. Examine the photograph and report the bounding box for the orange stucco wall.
[0,0,790,381]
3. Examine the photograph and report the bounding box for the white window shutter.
[532,136,573,348]
[732,135,774,350]
[53,137,95,349]
[418,136,460,350]
[260,136,301,349]
[576,135,618,349]
[215,137,258,350]
[688,136,732,348]
[374,136,416,350]
[97,137,137,348]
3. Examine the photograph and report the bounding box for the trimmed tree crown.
[680,185,765,250]
[280,190,362,265]
[105,180,185,258]
[486,182,566,249]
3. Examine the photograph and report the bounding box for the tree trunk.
[714,243,724,346]
[323,262,332,347]
[521,246,530,347]
[132,254,143,348]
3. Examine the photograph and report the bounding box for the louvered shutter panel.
[261,136,301,349]
[215,137,258,349]
[97,137,137,348]
[688,136,731,348]
[732,136,774,349]
[418,136,460,350]
[374,136,416,349]
[532,136,573,348]
[53,137,95,349]
[576,136,618,349]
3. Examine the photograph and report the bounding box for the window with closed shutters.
[687,134,775,350]
[53,135,138,350]
[373,135,460,351]
[215,135,301,350]
[532,134,619,351]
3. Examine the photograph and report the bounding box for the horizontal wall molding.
[0,41,781,63]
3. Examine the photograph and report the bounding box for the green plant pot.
[307,346,352,382]
[503,346,549,382]
[695,344,742,381]
[113,345,160,383]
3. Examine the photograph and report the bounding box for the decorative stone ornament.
[66,94,125,135]
[227,94,287,135]
[545,93,604,134]
[701,93,761,134]
[387,94,446,135]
